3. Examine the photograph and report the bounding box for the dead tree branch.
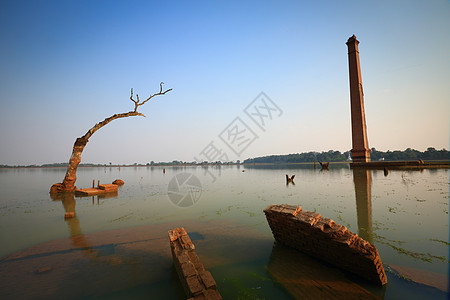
[130,82,172,113]
[50,82,172,193]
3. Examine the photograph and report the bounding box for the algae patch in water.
[429,238,450,246]
[375,234,449,263]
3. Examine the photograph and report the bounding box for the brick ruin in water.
[168,228,222,299]
[264,204,387,285]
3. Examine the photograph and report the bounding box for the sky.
[0,0,449,165]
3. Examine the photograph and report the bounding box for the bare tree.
[50,82,172,193]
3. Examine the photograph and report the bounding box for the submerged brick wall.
[168,228,222,299]
[264,204,387,285]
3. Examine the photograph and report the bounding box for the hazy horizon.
[1,0,449,165]
[1,146,447,166]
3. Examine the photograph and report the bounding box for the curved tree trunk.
[60,137,88,192]
[50,83,171,193]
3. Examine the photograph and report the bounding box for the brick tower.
[346,35,370,162]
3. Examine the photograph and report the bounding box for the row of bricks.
[169,228,222,300]
[264,204,387,285]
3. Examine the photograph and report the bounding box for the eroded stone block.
[264,204,387,285]
[199,270,216,289]
[169,227,222,299]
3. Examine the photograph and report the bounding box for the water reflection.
[267,242,385,299]
[1,166,448,299]
[6,191,184,299]
[50,193,93,253]
[50,192,118,255]
[352,168,373,243]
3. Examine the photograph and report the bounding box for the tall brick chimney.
[346,35,370,162]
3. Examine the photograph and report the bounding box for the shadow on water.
[266,241,448,300]
[267,242,386,299]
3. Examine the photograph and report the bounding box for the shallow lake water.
[0,165,448,299]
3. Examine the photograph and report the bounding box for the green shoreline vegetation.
[1,147,448,168]
[243,147,449,164]
[0,161,242,168]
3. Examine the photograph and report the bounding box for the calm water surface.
[0,165,448,299]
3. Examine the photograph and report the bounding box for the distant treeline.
[0,163,108,168]
[243,147,449,164]
[0,161,240,168]
[2,148,448,168]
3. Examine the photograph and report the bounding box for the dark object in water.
[286,174,295,185]
[112,179,124,186]
[383,168,389,176]
[264,204,387,285]
[318,161,329,169]
[168,228,222,299]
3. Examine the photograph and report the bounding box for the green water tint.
[0,220,288,299]
[0,166,448,299]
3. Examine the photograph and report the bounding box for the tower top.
[346,35,359,45]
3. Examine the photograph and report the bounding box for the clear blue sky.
[1,0,449,165]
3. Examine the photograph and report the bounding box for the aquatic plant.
[374,233,449,263]
[429,238,449,246]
